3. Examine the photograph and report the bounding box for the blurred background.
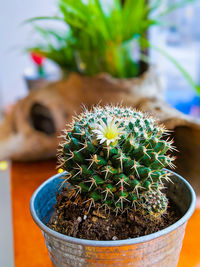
[1,0,200,115]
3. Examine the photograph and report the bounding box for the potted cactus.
[30,106,196,267]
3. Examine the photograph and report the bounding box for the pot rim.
[30,170,196,247]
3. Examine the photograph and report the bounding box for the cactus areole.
[58,106,176,219]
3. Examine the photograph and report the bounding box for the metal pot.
[30,170,196,267]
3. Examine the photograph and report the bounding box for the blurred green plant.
[26,0,199,93]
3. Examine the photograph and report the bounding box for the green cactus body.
[58,106,175,218]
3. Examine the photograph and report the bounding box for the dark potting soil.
[48,188,182,241]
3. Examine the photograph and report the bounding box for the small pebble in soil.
[77,217,82,222]
[112,236,118,240]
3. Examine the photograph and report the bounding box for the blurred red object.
[30,52,45,66]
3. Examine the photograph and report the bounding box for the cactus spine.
[58,106,175,219]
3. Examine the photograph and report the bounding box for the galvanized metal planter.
[30,170,196,267]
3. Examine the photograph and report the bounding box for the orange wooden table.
[11,160,200,267]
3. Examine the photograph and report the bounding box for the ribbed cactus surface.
[58,106,175,218]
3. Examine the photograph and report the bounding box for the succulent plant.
[58,106,176,219]
[27,0,199,94]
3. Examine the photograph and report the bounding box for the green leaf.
[23,16,61,24]
[25,0,198,84]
